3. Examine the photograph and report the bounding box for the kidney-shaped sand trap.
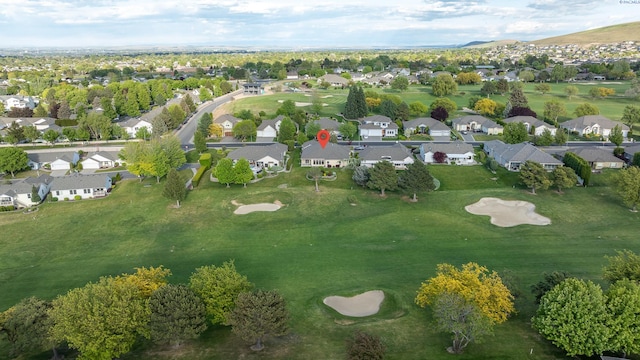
[233,200,283,215]
[465,197,551,227]
[323,290,385,317]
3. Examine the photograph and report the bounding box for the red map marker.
[317,129,330,149]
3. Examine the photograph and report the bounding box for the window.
[56,191,60,196]
[84,189,91,194]
[70,190,77,195]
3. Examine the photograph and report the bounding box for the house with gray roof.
[0,174,53,208]
[451,115,503,135]
[318,74,349,87]
[50,173,113,200]
[300,140,351,168]
[257,116,285,140]
[503,116,556,136]
[563,147,624,170]
[214,114,241,136]
[315,117,341,134]
[420,141,475,165]
[27,151,80,171]
[560,115,629,139]
[80,151,119,170]
[623,144,640,164]
[227,143,288,169]
[484,140,562,171]
[359,143,414,169]
[403,117,451,138]
[359,115,398,139]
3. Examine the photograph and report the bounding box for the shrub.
[613,147,625,158]
[284,140,295,151]
[347,195,358,204]
[199,153,212,169]
[0,206,15,212]
[64,198,69,201]
[54,119,78,127]
[346,331,386,360]
[74,195,82,201]
[51,197,58,202]
[192,166,207,187]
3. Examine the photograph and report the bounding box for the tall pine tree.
[344,86,358,119]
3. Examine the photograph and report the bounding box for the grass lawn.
[1,165,640,359]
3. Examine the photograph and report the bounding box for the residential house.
[80,151,119,170]
[451,115,503,135]
[403,117,451,138]
[300,141,351,168]
[560,115,629,139]
[119,117,153,138]
[359,143,414,169]
[0,95,37,110]
[420,141,475,165]
[256,116,284,139]
[484,140,563,171]
[0,174,53,208]
[623,144,640,163]
[226,143,288,169]
[27,151,80,170]
[0,117,60,134]
[214,114,241,136]
[315,117,342,136]
[318,74,349,87]
[503,116,557,136]
[242,83,262,95]
[564,147,624,170]
[359,115,398,139]
[50,173,113,200]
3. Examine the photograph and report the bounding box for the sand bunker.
[323,290,384,317]
[233,200,283,215]
[465,197,551,227]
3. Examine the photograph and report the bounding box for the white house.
[484,140,563,171]
[27,152,79,171]
[403,117,451,138]
[119,118,153,138]
[214,114,241,137]
[503,116,557,136]
[50,173,113,200]
[226,143,288,169]
[359,143,414,169]
[256,116,284,139]
[560,115,629,139]
[359,115,398,139]
[420,141,475,165]
[0,175,53,208]
[80,151,118,170]
[300,141,351,168]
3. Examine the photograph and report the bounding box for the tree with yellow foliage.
[208,123,224,138]
[415,262,514,354]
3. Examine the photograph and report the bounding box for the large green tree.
[431,74,458,97]
[508,86,529,108]
[609,124,624,147]
[0,147,29,177]
[430,97,457,116]
[0,297,58,359]
[194,130,207,154]
[552,166,577,193]
[367,160,398,196]
[163,168,186,208]
[189,260,253,325]
[232,120,257,141]
[503,122,528,144]
[277,118,297,143]
[564,85,579,100]
[49,276,151,360]
[149,284,208,347]
[234,158,254,187]
[612,166,640,211]
[227,289,289,351]
[391,76,409,91]
[603,249,640,284]
[621,105,640,133]
[23,125,40,145]
[543,100,566,125]
[214,158,235,187]
[574,103,600,117]
[532,278,610,357]
[399,162,435,201]
[519,161,551,194]
[530,271,573,304]
[605,279,640,357]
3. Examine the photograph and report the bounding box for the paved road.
[175,89,244,147]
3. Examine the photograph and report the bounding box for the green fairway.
[1,165,639,359]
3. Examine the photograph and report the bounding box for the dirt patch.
[465,197,551,227]
[323,290,384,317]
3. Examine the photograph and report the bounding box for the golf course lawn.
[1,165,639,359]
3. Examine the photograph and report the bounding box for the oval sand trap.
[234,203,281,215]
[323,290,384,317]
[465,197,551,227]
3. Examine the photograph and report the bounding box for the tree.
[0,147,29,177]
[543,100,566,125]
[532,278,610,357]
[409,101,428,116]
[307,167,322,192]
[149,284,207,347]
[605,279,640,357]
[508,87,529,108]
[43,129,60,145]
[503,122,528,144]
[473,98,497,116]
[554,128,568,145]
[214,158,235,187]
[456,72,482,85]
[508,106,537,118]
[163,168,186,207]
[574,103,599,117]
[0,297,58,359]
[23,125,40,145]
[78,112,111,140]
[431,74,457,97]
[604,249,640,284]
[496,79,509,95]
[399,162,435,202]
[551,166,577,193]
[30,185,41,204]
[227,289,289,351]
[391,76,409,91]
[379,99,397,120]
[346,331,386,360]
[136,126,151,140]
[430,97,457,116]
[433,151,447,163]
[50,276,151,360]
[519,160,551,194]
[276,100,296,117]
[415,263,514,354]
[167,104,186,128]
[367,160,398,196]
[621,105,640,134]
[633,152,640,167]
[609,124,624,147]
[430,106,448,122]
[305,121,321,139]
[480,81,497,98]
[534,128,554,146]
[198,112,213,135]
[189,260,253,325]
[338,122,358,141]
[234,158,254,187]
[352,166,369,187]
[6,122,24,144]
[551,64,565,83]
[534,83,551,95]
[233,120,257,141]
[57,101,71,119]
[209,123,223,138]
[194,130,207,154]
[519,70,535,82]
[564,85,579,100]
[277,118,296,143]
[530,271,573,304]
[612,166,640,211]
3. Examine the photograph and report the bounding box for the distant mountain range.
[462,21,640,48]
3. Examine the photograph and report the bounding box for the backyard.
[1,162,639,359]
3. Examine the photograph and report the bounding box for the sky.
[0,0,637,48]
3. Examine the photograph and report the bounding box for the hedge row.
[192,166,208,187]
[563,152,591,186]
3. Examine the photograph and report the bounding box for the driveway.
[81,169,97,175]
[50,170,68,177]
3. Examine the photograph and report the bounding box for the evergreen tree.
[554,129,568,145]
[379,100,397,120]
[148,284,207,347]
[194,131,207,154]
[356,86,368,117]
[352,166,369,187]
[277,118,296,143]
[519,161,551,194]
[30,185,41,204]
[367,160,398,196]
[163,168,186,207]
[344,86,358,119]
[508,87,529,108]
[399,162,435,202]
[198,113,213,135]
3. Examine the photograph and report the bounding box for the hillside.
[531,21,640,46]
[462,39,520,48]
